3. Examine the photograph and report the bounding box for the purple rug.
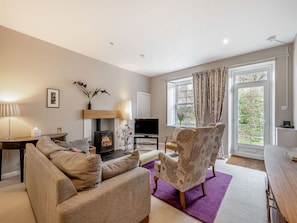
[142,160,232,223]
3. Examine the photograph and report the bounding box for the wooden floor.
[226,155,266,172]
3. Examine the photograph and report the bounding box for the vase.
[178,118,184,126]
[88,102,92,110]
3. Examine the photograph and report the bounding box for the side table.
[0,133,67,182]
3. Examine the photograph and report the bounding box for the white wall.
[150,44,294,156]
[0,26,150,175]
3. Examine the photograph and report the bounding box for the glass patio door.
[230,61,274,159]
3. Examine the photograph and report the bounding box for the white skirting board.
[1,170,20,180]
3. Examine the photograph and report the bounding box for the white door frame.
[228,61,275,160]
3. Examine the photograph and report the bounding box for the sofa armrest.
[57,167,151,223]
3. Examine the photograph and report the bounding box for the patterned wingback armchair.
[209,123,225,177]
[154,126,217,209]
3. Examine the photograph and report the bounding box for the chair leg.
[179,191,186,209]
[212,165,216,177]
[202,182,206,196]
[153,176,159,192]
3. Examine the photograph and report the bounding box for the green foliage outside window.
[175,80,195,126]
[237,86,264,145]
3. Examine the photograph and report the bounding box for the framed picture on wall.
[47,88,60,108]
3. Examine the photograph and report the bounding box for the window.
[167,77,195,126]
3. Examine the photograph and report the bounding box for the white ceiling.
[1,0,297,77]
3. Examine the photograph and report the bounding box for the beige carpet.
[227,155,266,172]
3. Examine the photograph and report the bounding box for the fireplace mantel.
[83,110,122,119]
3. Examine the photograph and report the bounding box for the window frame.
[167,77,195,127]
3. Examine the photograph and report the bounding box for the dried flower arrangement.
[120,124,133,153]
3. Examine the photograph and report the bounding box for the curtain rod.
[228,57,277,69]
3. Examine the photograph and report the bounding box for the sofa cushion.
[102,150,139,180]
[36,136,66,158]
[55,138,90,154]
[50,151,102,191]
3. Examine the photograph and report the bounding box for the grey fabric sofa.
[0,139,151,223]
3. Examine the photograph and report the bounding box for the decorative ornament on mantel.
[120,124,133,154]
[73,81,110,110]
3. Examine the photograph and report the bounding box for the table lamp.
[122,100,132,121]
[0,103,21,139]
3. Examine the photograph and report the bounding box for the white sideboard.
[275,127,297,148]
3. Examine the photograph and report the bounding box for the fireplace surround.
[83,110,122,152]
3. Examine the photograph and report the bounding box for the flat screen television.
[134,118,159,136]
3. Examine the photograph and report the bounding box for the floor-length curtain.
[208,67,227,159]
[208,67,227,123]
[192,71,209,127]
[193,67,227,158]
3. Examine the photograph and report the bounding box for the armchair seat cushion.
[165,142,178,150]
[165,127,185,153]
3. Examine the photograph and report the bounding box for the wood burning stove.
[94,130,114,154]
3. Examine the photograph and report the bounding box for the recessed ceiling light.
[109,42,114,45]
[222,38,229,45]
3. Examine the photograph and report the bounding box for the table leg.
[20,148,24,182]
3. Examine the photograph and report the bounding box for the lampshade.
[0,104,21,117]
[122,100,132,120]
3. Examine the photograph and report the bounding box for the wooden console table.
[264,145,297,222]
[0,133,67,182]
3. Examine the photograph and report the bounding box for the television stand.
[134,135,159,150]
